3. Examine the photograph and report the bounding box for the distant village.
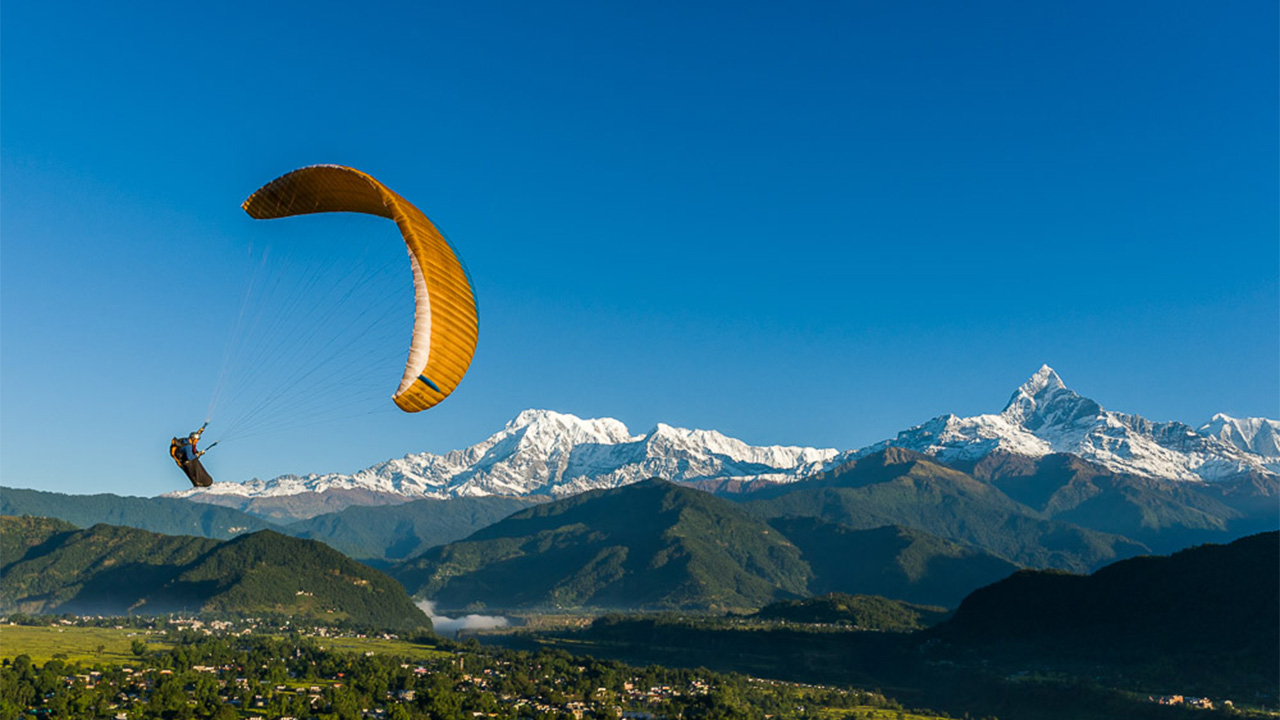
[2,615,896,720]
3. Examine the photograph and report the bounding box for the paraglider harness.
[171,422,217,488]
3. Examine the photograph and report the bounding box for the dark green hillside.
[772,518,1018,607]
[289,495,540,561]
[0,518,221,615]
[745,448,1149,571]
[394,479,811,612]
[0,515,77,568]
[0,518,428,629]
[0,486,277,539]
[754,592,950,631]
[933,531,1279,697]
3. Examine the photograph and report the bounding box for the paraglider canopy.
[241,165,479,412]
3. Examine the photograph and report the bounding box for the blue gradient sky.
[3,1,1276,497]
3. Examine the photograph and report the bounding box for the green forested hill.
[0,517,429,629]
[0,515,77,567]
[0,487,278,539]
[771,518,1018,607]
[287,495,541,561]
[394,479,813,612]
[753,592,950,631]
[391,479,1030,612]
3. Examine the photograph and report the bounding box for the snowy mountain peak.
[999,365,1096,430]
[505,409,638,448]
[171,409,843,502]
[868,366,1277,482]
[1199,414,1280,458]
[1020,364,1066,397]
[168,368,1276,512]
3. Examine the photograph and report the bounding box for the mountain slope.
[0,517,429,629]
[287,495,542,561]
[769,518,1019,607]
[962,451,1264,553]
[0,486,277,538]
[744,448,1149,572]
[393,479,812,612]
[0,518,222,615]
[0,516,78,569]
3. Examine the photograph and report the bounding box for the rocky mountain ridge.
[862,365,1277,482]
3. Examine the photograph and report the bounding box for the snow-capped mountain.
[167,409,843,501]
[1198,414,1280,459]
[860,365,1278,481]
[169,366,1277,507]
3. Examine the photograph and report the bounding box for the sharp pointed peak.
[1023,364,1066,394]
[1003,365,1071,411]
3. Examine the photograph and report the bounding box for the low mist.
[417,600,509,634]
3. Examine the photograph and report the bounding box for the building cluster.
[1148,694,1229,710]
[35,641,715,720]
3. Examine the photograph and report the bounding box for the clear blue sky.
[3,1,1276,497]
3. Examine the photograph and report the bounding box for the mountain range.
[167,366,1278,522]
[863,365,1278,481]
[0,487,543,563]
[391,478,1017,611]
[168,408,843,519]
[390,443,1276,611]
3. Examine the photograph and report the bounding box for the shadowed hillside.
[771,518,1018,607]
[930,531,1279,699]
[0,517,429,629]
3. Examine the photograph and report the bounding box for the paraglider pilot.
[170,422,215,487]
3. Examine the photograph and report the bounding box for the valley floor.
[468,614,1278,720]
[0,617,948,720]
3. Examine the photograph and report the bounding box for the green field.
[812,710,948,720]
[316,635,454,663]
[0,624,174,664]
[0,625,455,667]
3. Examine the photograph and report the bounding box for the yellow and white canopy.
[242,165,478,412]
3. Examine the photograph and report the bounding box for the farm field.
[0,624,174,664]
[315,635,454,663]
[0,625,455,667]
